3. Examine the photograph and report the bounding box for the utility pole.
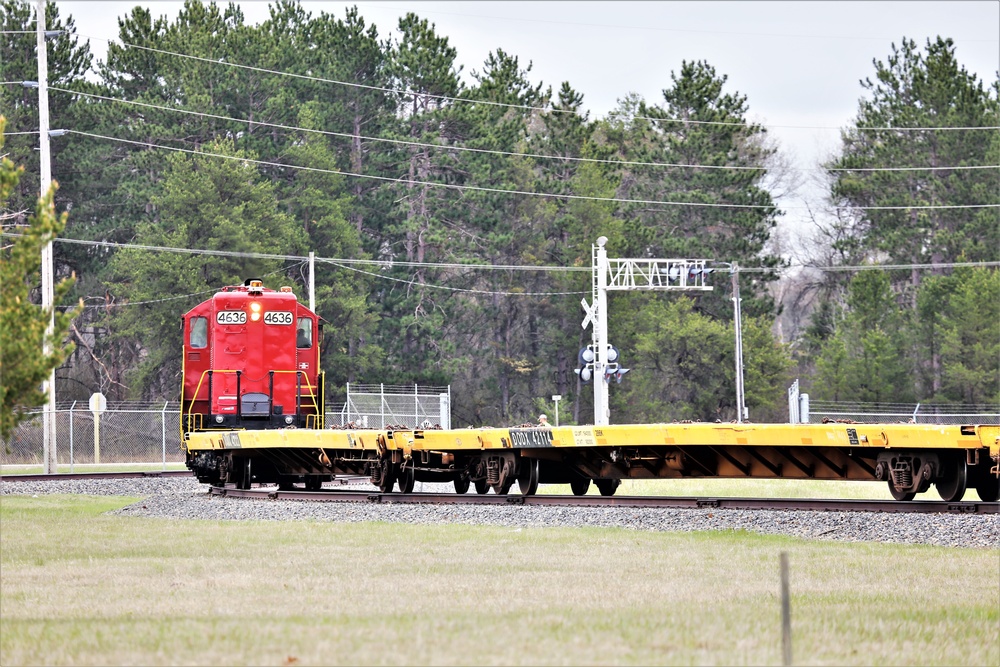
[731,265,746,423]
[37,0,58,474]
[308,251,315,312]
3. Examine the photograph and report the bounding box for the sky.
[47,0,1000,247]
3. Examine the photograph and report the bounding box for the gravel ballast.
[2,476,997,549]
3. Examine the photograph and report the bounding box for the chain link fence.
[2,402,184,469]
[2,393,451,469]
[340,383,451,429]
[807,401,1000,425]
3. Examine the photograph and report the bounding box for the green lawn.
[0,494,996,666]
[0,462,187,475]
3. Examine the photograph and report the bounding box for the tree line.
[2,0,997,434]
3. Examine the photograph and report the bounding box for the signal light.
[250,302,262,312]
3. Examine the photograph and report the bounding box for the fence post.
[381,383,385,429]
[69,401,76,472]
[780,552,792,666]
[161,401,168,470]
[414,383,419,428]
[788,380,800,424]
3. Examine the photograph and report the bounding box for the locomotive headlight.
[250,301,262,321]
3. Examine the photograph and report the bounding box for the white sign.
[580,298,596,329]
[263,311,294,325]
[216,310,247,325]
[89,392,107,414]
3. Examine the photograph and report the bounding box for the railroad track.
[210,486,999,515]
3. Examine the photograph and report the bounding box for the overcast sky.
[51,1,1000,243]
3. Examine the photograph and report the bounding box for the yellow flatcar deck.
[182,421,999,502]
[185,422,1000,456]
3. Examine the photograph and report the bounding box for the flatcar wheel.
[377,460,397,493]
[888,479,916,502]
[277,476,296,491]
[935,457,967,502]
[397,464,416,494]
[453,477,471,494]
[517,458,540,496]
[569,478,591,496]
[304,475,323,491]
[474,479,490,494]
[595,478,620,497]
[234,458,251,490]
[975,472,999,502]
[494,477,515,496]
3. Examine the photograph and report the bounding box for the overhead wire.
[47,86,1000,173]
[77,33,1000,133]
[55,261,309,309]
[321,259,588,297]
[64,130,1000,211]
[65,129,784,210]
[5,232,996,277]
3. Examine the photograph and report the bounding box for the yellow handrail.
[182,369,323,431]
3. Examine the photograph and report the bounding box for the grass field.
[0,493,996,666]
[0,462,187,475]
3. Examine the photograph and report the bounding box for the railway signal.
[583,237,712,425]
[575,344,629,385]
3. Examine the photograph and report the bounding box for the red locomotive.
[181,279,324,433]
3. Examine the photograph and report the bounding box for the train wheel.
[935,456,967,502]
[888,479,916,501]
[595,479,620,497]
[234,458,252,490]
[277,476,296,491]
[304,475,323,491]
[975,472,999,502]
[397,464,416,493]
[474,479,490,494]
[377,459,397,493]
[453,477,471,494]
[517,458,539,496]
[494,477,515,496]
[569,478,591,496]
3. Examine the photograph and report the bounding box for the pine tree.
[1,118,80,438]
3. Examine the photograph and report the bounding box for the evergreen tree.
[0,118,80,438]
[101,140,306,399]
[828,37,999,284]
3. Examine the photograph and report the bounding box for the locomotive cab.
[181,279,324,433]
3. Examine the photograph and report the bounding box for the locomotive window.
[189,317,208,349]
[296,318,313,349]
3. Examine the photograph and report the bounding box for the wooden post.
[780,552,792,666]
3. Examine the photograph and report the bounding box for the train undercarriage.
[186,440,1000,502]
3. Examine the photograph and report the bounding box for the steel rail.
[209,486,998,515]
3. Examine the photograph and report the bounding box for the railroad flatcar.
[181,279,324,434]
[181,282,1000,502]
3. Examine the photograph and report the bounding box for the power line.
[48,86,766,172]
[322,260,587,297]
[5,232,995,276]
[57,261,309,309]
[66,130,782,210]
[66,130,1000,211]
[79,33,1000,133]
[7,234,590,272]
[48,86,1000,173]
